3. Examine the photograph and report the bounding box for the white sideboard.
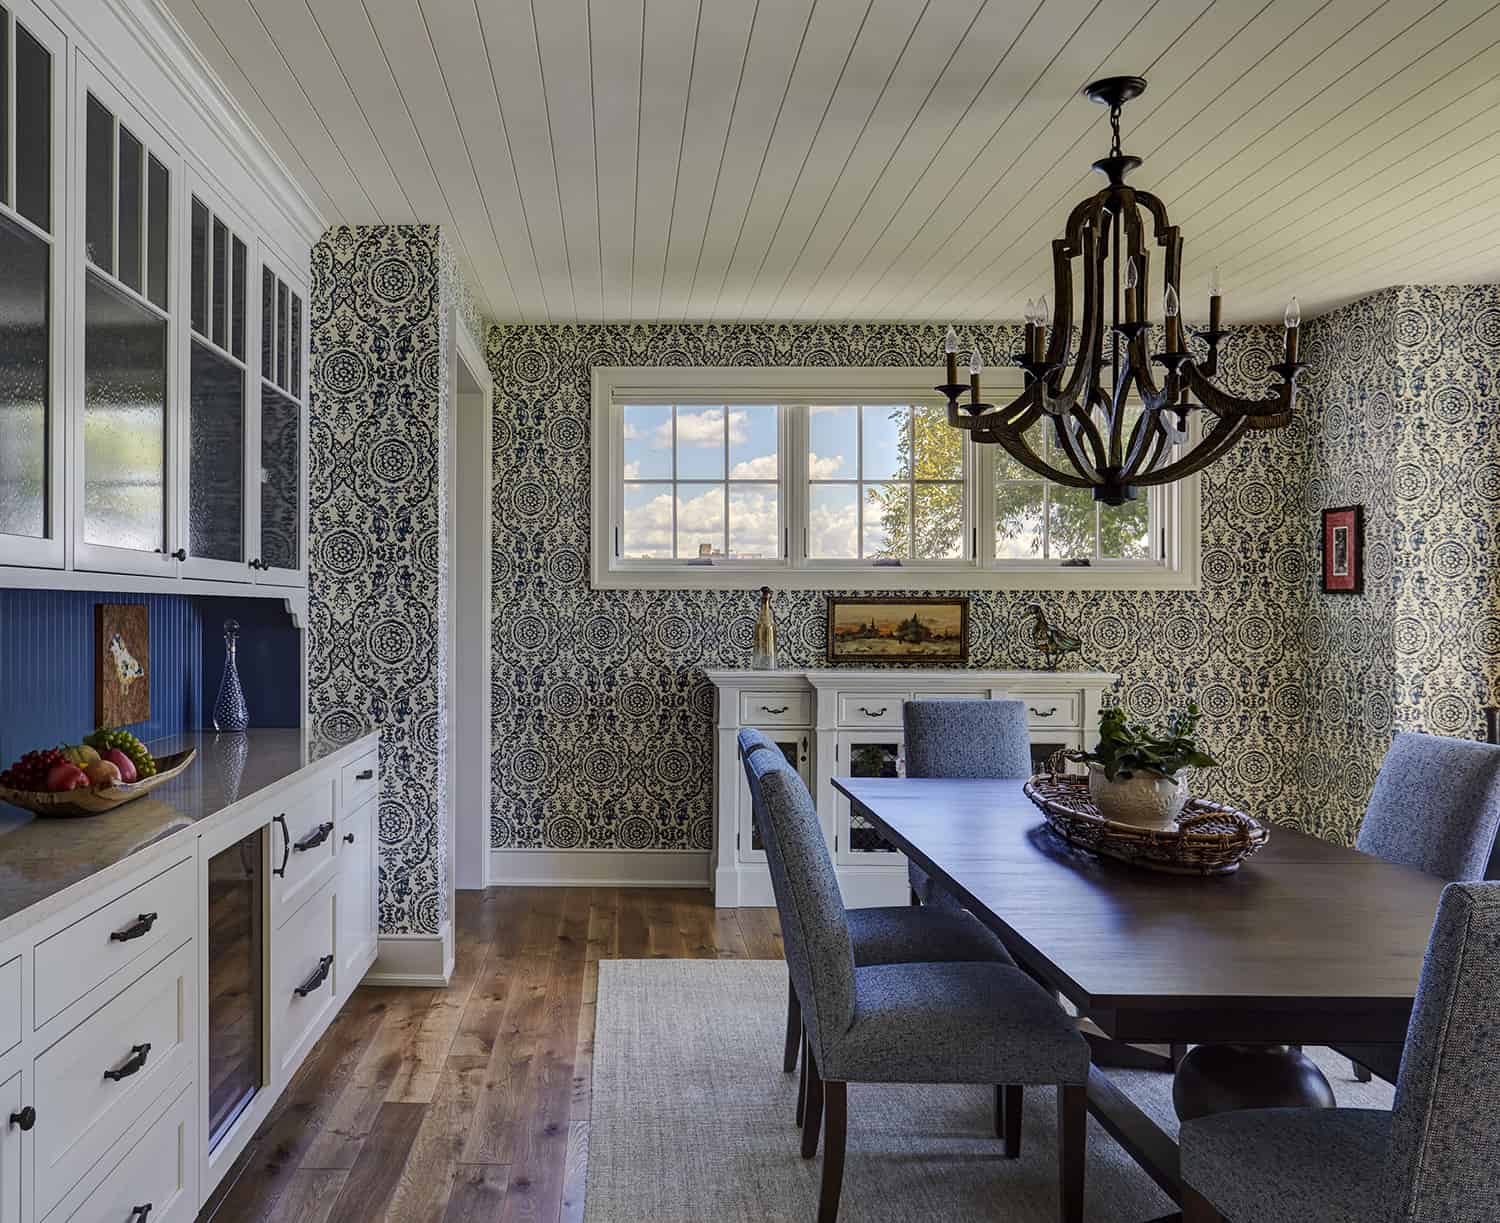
[708,669,1120,908]
[0,731,378,1223]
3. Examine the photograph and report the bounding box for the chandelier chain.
[1109,104,1122,158]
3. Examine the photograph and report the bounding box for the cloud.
[729,454,777,479]
[808,496,857,558]
[808,452,846,480]
[622,484,780,559]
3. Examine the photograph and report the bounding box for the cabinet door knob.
[110,912,158,942]
[343,832,355,845]
[104,1042,152,1082]
[294,821,335,852]
[355,769,374,781]
[8,1106,35,1131]
[170,548,187,561]
[295,954,335,997]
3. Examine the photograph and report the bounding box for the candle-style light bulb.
[1023,299,1036,325]
[1284,296,1300,330]
[1036,295,1049,320]
[1163,283,1179,317]
[969,348,984,377]
[944,325,958,354]
[943,324,959,388]
[1123,257,1138,290]
[1208,265,1222,298]
[1163,282,1181,351]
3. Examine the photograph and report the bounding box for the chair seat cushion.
[1181,1107,1391,1223]
[906,861,966,913]
[822,961,1088,1086]
[849,904,1013,968]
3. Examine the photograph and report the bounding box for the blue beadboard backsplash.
[0,589,300,767]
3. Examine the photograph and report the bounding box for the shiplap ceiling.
[163,0,1500,325]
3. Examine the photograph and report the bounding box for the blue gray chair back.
[1385,880,1500,1220]
[1357,732,1500,881]
[738,728,857,1060]
[903,699,1033,780]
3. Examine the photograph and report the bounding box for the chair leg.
[784,981,801,1074]
[1352,1058,1372,1083]
[1182,1184,1225,1222]
[910,886,920,906]
[1057,1083,1086,1223]
[796,1031,808,1126]
[802,1047,825,1159]
[818,1081,848,1223]
[1170,1042,1188,1071]
[1002,1085,1023,1158]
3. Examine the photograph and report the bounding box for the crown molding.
[98,0,327,251]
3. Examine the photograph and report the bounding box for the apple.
[103,748,137,783]
[45,762,89,793]
[84,760,122,787]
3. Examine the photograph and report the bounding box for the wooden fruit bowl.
[0,749,197,818]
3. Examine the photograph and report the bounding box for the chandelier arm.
[1181,364,1294,430]
[1128,416,1250,487]
[1045,240,1074,376]
[1046,220,1106,414]
[971,425,1094,488]
[1124,416,1170,482]
[1051,403,1104,483]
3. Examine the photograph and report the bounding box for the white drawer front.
[909,689,990,703]
[0,957,19,1058]
[34,940,194,1220]
[34,857,195,1030]
[837,693,907,728]
[738,691,811,726]
[273,881,338,1080]
[340,751,379,815]
[62,1082,194,1223]
[1013,693,1081,729]
[272,778,338,921]
[337,802,376,983]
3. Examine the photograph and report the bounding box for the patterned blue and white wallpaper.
[484,323,1312,852]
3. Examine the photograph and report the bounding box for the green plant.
[1069,703,1219,781]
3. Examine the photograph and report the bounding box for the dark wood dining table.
[831,774,1447,1219]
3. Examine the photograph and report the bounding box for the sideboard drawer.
[739,691,811,726]
[61,1080,194,1223]
[272,879,338,1081]
[271,778,338,921]
[1013,693,1080,729]
[0,957,18,1057]
[837,693,907,728]
[34,856,195,1029]
[34,940,194,1220]
[340,750,379,814]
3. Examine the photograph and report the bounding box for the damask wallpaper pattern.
[484,323,1311,854]
[308,224,459,935]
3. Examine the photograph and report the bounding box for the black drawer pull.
[1029,706,1058,718]
[129,1205,152,1222]
[110,912,158,943]
[858,706,888,717]
[344,832,355,844]
[273,814,290,877]
[759,705,788,715]
[295,954,335,997]
[294,821,335,852]
[355,769,374,781]
[104,1043,151,1082]
[8,1106,35,1131]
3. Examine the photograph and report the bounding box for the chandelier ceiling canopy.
[939,75,1303,508]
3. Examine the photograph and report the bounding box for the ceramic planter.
[1088,762,1188,830]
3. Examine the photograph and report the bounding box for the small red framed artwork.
[1321,505,1364,595]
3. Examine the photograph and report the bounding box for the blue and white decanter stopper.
[213,619,250,733]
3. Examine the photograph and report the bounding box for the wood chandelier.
[938,75,1303,507]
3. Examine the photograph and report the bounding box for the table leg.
[1172,1043,1336,1122]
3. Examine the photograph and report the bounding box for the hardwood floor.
[198,887,783,1223]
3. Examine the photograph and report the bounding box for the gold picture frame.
[826,596,969,665]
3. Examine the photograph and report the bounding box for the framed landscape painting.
[826,596,969,665]
[1321,505,1364,594]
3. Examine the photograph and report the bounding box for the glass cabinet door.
[736,731,811,862]
[834,730,903,862]
[180,188,251,580]
[74,66,179,575]
[206,827,266,1150]
[252,259,305,585]
[0,0,63,568]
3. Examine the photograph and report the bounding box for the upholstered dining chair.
[743,738,1090,1223]
[1339,731,1500,1082]
[1180,879,1500,1223]
[737,730,1030,1150]
[902,699,1033,911]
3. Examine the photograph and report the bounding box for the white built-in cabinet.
[0,0,312,603]
[709,669,1120,908]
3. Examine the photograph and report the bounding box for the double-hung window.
[592,366,1198,591]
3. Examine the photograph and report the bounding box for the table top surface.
[833,775,1447,1016]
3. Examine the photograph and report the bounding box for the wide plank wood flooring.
[198,887,784,1223]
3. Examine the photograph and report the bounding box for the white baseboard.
[366,920,455,986]
[488,848,711,888]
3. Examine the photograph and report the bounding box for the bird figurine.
[1025,603,1082,671]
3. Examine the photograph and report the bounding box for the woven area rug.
[585,959,1395,1222]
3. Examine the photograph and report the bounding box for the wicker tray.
[1023,771,1269,875]
[0,749,197,818]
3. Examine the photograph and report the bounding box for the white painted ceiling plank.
[418,0,549,321]
[591,0,646,321]
[657,0,758,320]
[249,0,412,221]
[634,0,706,320]
[683,0,817,319]
[534,0,605,320]
[479,0,576,320]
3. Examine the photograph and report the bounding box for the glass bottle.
[213,618,250,732]
[752,586,777,671]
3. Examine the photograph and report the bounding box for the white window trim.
[590,366,1201,592]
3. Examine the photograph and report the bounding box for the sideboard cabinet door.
[0,1070,21,1223]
